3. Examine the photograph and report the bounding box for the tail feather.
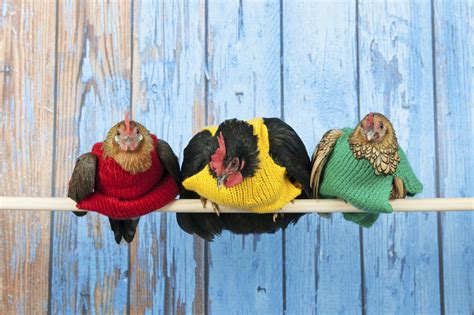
[109,217,140,244]
[109,218,123,244]
[73,211,87,217]
[177,213,222,241]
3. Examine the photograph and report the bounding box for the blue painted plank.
[283,1,362,314]
[206,0,284,313]
[50,1,132,313]
[358,1,440,313]
[129,0,206,314]
[434,0,474,313]
[0,0,56,313]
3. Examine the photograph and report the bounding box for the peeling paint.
[370,40,402,111]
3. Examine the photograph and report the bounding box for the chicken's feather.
[156,139,181,187]
[177,118,309,241]
[68,153,97,217]
[263,117,312,197]
[310,129,344,198]
[348,113,400,175]
[68,153,97,203]
[390,176,407,199]
[181,130,214,181]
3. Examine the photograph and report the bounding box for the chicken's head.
[112,112,144,151]
[359,112,394,143]
[209,119,259,188]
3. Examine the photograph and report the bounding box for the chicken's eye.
[229,158,239,168]
[116,132,120,136]
[136,130,139,134]
[379,122,384,129]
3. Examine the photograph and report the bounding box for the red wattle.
[224,172,243,188]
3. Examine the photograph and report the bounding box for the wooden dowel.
[0,197,472,213]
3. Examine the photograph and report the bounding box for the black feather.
[181,130,214,181]
[156,139,181,187]
[109,217,140,244]
[211,119,259,178]
[178,130,223,240]
[263,117,312,197]
[219,213,304,235]
[177,211,303,241]
[177,189,223,241]
[177,118,310,241]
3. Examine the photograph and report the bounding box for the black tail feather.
[108,217,140,244]
[73,211,87,217]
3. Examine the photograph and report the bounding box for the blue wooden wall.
[0,0,472,314]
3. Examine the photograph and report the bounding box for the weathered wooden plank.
[206,0,284,313]
[0,0,56,313]
[129,0,206,314]
[358,1,440,313]
[282,1,362,313]
[50,1,132,313]
[434,1,474,313]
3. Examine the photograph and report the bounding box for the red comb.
[368,112,374,122]
[366,112,374,127]
[210,132,226,176]
[124,112,131,134]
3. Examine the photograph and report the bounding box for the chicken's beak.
[123,136,139,151]
[124,137,133,151]
[366,130,375,142]
[217,174,228,188]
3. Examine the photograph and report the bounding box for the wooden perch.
[0,197,472,213]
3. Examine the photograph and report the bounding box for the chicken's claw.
[200,197,207,209]
[211,202,220,216]
[272,213,284,222]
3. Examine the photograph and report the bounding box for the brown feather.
[348,113,400,175]
[310,129,344,198]
[390,176,407,199]
[102,121,154,174]
[68,153,97,202]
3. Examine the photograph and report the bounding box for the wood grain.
[3,197,472,212]
[358,1,441,313]
[283,1,362,313]
[50,1,132,313]
[1,1,473,312]
[206,0,284,313]
[434,0,474,313]
[0,0,56,313]
[129,0,206,314]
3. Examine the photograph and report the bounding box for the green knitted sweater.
[319,128,423,227]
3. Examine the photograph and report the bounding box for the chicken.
[68,113,180,244]
[310,112,423,227]
[177,117,311,241]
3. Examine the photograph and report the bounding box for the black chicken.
[177,117,311,241]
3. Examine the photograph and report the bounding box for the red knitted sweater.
[76,135,179,219]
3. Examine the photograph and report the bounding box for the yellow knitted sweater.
[183,118,302,213]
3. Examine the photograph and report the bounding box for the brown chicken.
[311,112,404,199]
[310,112,422,227]
[68,113,180,243]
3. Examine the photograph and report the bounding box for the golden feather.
[348,113,400,176]
[310,129,344,198]
[102,121,155,174]
[390,176,407,199]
